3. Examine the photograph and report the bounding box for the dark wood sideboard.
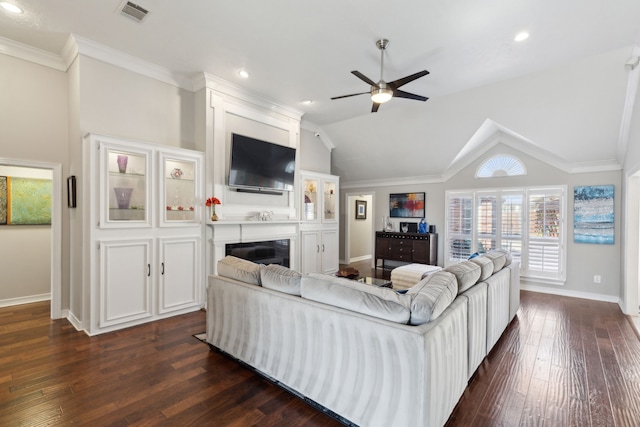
[375,231,438,269]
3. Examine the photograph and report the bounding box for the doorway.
[345,192,374,266]
[0,158,62,319]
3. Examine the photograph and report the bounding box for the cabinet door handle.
[147,264,151,277]
[317,245,320,253]
[322,244,325,252]
[161,262,165,275]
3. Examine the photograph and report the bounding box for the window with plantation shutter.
[446,193,473,263]
[445,186,566,284]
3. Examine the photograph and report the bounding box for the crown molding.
[300,121,336,151]
[67,34,194,89]
[618,44,640,164]
[341,173,444,189]
[0,36,66,71]
[201,72,304,122]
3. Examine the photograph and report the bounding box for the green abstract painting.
[1,177,52,225]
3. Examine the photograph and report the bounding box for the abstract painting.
[0,177,52,225]
[389,192,425,218]
[573,185,614,244]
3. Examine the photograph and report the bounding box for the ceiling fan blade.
[331,92,370,100]
[371,102,380,113]
[351,70,378,87]
[393,89,428,102]
[388,70,430,89]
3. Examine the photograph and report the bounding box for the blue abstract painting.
[574,185,614,244]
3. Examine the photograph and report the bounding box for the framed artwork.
[389,192,425,218]
[0,177,52,225]
[67,176,77,208]
[574,185,614,244]
[355,200,367,220]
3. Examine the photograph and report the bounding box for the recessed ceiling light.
[514,32,529,42]
[301,100,313,105]
[0,2,23,13]
[237,70,249,79]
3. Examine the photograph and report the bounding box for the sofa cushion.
[300,273,411,324]
[482,251,506,272]
[260,264,302,295]
[469,256,494,281]
[492,249,513,266]
[444,260,482,294]
[217,256,263,286]
[407,271,458,325]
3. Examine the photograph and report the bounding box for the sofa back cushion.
[444,260,482,294]
[217,256,263,286]
[300,273,411,324]
[407,271,458,325]
[492,249,513,267]
[261,264,302,295]
[482,251,507,272]
[469,256,494,281]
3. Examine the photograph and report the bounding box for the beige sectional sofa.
[206,251,519,427]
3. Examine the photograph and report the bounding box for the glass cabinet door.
[303,177,319,221]
[160,154,197,225]
[323,179,337,222]
[103,145,150,227]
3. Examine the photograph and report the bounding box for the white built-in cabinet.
[83,133,204,335]
[299,171,339,274]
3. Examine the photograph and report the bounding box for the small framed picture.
[356,200,367,220]
[67,175,76,208]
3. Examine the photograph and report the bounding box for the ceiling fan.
[331,39,429,113]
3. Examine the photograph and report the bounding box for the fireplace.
[226,239,290,267]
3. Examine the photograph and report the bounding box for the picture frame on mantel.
[389,192,425,218]
[355,199,367,220]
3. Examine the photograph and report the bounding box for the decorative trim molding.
[0,36,66,70]
[300,121,336,151]
[0,293,51,308]
[202,72,304,122]
[617,44,640,164]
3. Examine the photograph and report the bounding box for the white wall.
[342,142,623,301]
[346,194,373,262]
[0,54,68,306]
[299,128,331,174]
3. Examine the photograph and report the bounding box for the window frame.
[445,186,567,285]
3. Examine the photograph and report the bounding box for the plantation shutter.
[446,192,473,263]
[501,192,523,263]
[476,193,497,253]
[525,189,563,280]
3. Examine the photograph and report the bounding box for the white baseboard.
[349,255,372,263]
[0,293,50,308]
[521,284,620,304]
[66,310,85,333]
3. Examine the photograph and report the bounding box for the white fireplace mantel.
[207,220,300,273]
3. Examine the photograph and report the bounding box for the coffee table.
[357,276,392,288]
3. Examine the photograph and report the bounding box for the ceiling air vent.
[119,1,149,22]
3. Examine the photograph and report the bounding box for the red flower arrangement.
[205,197,221,207]
[206,197,221,221]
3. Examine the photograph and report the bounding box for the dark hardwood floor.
[2,263,640,426]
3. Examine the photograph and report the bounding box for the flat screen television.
[228,133,296,192]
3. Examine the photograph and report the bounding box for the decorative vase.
[210,206,218,221]
[117,155,128,173]
[114,187,133,209]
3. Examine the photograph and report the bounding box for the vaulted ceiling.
[1,0,639,184]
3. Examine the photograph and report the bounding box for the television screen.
[228,134,296,192]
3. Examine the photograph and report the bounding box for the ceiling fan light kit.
[331,38,429,113]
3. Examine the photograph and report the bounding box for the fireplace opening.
[225,239,290,267]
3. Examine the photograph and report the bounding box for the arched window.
[476,154,526,178]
